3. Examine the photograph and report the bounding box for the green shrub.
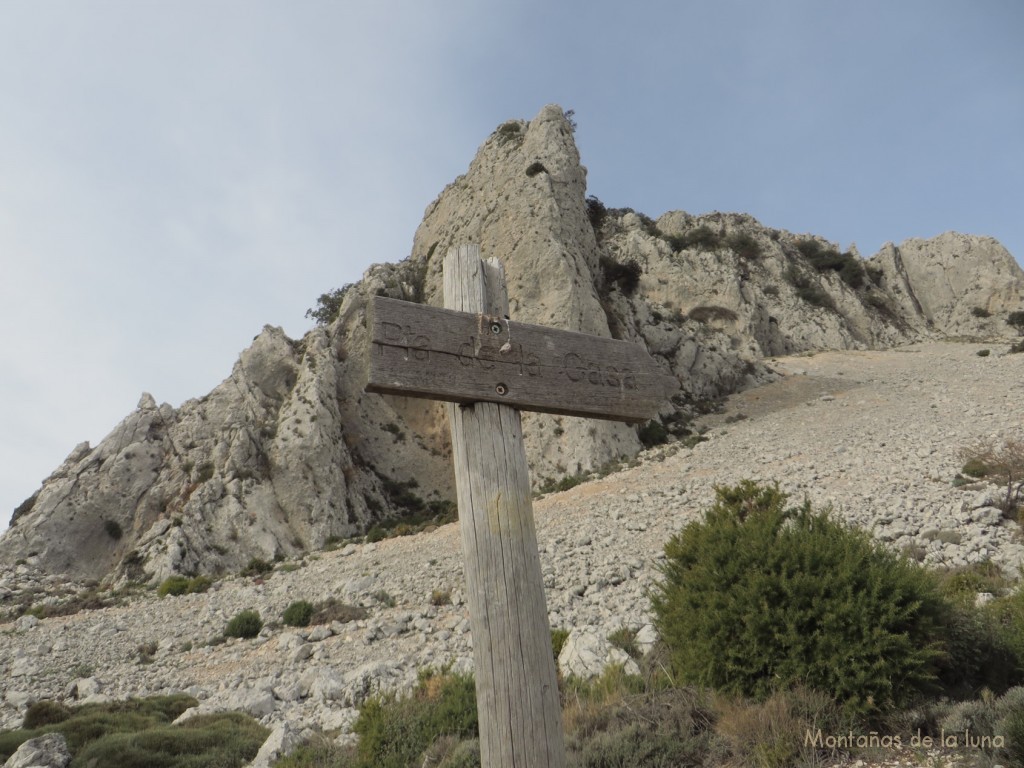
[585,196,607,230]
[962,457,991,478]
[725,232,761,260]
[22,700,71,729]
[599,255,642,296]
[552,628,570,662]
[607,627,640,659]
[795,239,866,289]
[352,668,478,768]
[158,575,212,597]
[282,600,315,628]
[305,285,352,326]
[785,267,837,311]
[983,589,1024,671]
[103,520,123,540]
[71,711,267,768]
[972,306,992,318]
[224,610,263,639]
[978,348,991,357]
[637,420,668,449]
[650,481,950,716]
[1,695,201,765]
[1008,310,1024,335]
[666,226,722,252]
[998,691,1024,767]
[525,161,547,177]
[240,558,273,578]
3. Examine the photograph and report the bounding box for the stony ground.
[1,340,1022,767]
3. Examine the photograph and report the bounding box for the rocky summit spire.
[3,105,1022,585]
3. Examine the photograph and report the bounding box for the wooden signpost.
[366,245,678,767]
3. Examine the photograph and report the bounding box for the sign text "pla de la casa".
[366,296,678,423]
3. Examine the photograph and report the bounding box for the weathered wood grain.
[443,245,566,767]
[367,295,678,423]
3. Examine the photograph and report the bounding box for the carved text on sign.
[561,352,636,390]
[367,296,679,422]
[378,322,430,361]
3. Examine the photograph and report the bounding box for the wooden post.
[444,245,567,767]
[366,243,677,765]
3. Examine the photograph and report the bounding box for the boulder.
[2,733,71,768]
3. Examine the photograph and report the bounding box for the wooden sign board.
[366,295,678,423]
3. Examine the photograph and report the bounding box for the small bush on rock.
[650,481,950,716]
[224,609,263,639]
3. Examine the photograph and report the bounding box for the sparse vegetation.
[666,225,722,252]
[525,161,547,177]
[785,266,837,311]
[794,238,867,289]
[240,558,274,578]
[1,695,266,768]
[309,597,368,625]
[585,195,607,231]
[637,419,669,449]
[363,484,458,542]
[538,472,588,495]
[495,120,522,145]
[551,628,570,662]
[959,438,1024,518]
[1007,310,1024,335]
[724,231,762,260]
[607,627,640,659]
[688,305,739,325]
[305,285,352,326]
[599,255,642,296]
[157,575,212,597]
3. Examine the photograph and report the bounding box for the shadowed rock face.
[3,104,1022,584]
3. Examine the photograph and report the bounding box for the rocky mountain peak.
[2,104,1022,586]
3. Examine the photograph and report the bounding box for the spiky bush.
[650,481,950,716]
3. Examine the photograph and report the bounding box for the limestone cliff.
[2,104,1022,584]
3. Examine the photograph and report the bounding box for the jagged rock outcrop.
[2,104,1022,585]
[871,232,1024,336]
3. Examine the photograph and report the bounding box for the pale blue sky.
[1,1,1021,530]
